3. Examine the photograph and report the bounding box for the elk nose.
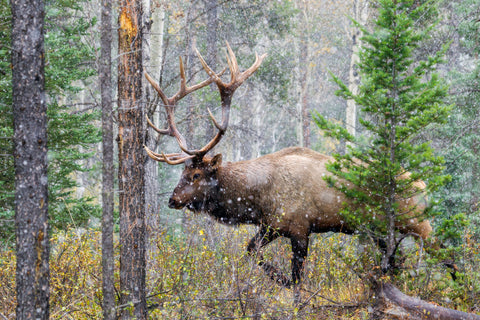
[168,197,177,209]
[168,197,185,209]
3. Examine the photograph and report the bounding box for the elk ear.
[210,154,222,170]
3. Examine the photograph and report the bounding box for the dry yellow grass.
[1,213,478,319]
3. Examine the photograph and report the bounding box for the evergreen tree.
[314,0,452,273]
[0,0,14,244]
[0,0,100,245]
[434,0,480,241]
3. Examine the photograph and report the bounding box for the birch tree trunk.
[11,0,49,318]
[346,0,369,138]
[295,0,311,148]
[150,3,165,75]
[145,0,165,229]
[143,0,161,247]
[117,0,147,318]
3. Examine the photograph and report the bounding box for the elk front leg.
[291,236,309,286]
[246,226,291,287]
[291,236,309,304]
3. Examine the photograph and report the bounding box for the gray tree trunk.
[295,0,311,148]
[11,0,49,318]
[100,0,115,318]
[204,0,218,147]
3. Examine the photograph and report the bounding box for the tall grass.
[1,212,478,319]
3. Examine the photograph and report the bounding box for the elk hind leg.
[246,226,291,287]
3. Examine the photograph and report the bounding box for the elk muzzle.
[168,194,186,209]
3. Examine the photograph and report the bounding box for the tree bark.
[346,0,369,139]
[117,0,147,318]
[204,0,218,147]
[296,0,311,148]
[142,0,160,246]
[11,0,49,318]
[150,3,165,75]
[100,0,115,318]
[183,6,197,145]
[206,0,218,74]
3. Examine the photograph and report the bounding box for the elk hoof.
[277,276,292,288]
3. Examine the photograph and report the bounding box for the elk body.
[166,148,432,286]
[144,44,433,288]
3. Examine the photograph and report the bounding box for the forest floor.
[1,212,479,319]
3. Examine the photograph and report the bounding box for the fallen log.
[375,281,480,320]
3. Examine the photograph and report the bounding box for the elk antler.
[144,42,267,164]
[143,56,214,164]
[190,42,267,156]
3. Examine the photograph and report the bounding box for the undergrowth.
[0,213,478,319]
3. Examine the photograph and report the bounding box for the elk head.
[144,43,266,211]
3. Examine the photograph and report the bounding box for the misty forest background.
[1,0,480,319]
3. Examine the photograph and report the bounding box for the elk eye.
[192,173,201,181]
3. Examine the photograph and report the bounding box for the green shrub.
[1,218,478,319]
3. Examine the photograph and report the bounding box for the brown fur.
[168,147,432,287]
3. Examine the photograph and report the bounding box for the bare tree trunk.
[145,2,165,235]
[296,0,311,148]
[117,0,147,318]
[183,5,197,146]
[204,0,218,146]
[100,0,115,318]
[346,0,369,139]
[11,0,49,318]
[150,3,165,75]
[143,0,160,247]
[149,4,165,127]
[301,54,311,148]
[206,0,218,74]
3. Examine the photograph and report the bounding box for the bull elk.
[144,43,433,289]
